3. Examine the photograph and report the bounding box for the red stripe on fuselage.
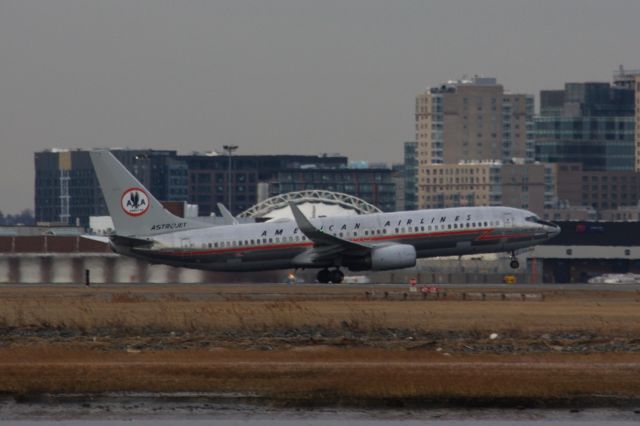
[155,227,508,257]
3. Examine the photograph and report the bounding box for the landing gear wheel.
[509,251,519,269]
[329,269,344,284]
[317,269,330,284]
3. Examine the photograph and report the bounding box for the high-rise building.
[415,76,534,208]
[419,161,555,216]
[415,76,534,164]
[403,142,418,210]
[391,164,406,212]
[637,75,640,172]
[554,163,640,211]
[535,82,635,171]
[614,67,640,171]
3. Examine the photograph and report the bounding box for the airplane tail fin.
[90,150,209,237]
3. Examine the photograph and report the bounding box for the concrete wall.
[0,254,286,284]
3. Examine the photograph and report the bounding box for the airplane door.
[503,213,514,228]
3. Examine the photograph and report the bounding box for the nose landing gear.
[509,251,520,269]
[317,268,344,284]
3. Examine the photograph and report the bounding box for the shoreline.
[8,392,640,409]
[0,392,640,421]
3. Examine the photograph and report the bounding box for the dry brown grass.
[0,284,639,402]
[0,293,639,334]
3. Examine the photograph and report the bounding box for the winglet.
[288,202,370,251]
[217,203,239,225]
[288,202,316,236]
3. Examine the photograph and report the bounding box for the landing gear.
[509,251,520,269]
[317,268,344,284]
[317,269,330,284]
[330,269,344,284]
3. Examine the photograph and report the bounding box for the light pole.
[223,145,238,213]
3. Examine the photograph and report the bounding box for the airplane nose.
[548,222,561,237]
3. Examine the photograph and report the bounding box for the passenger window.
[269,238,273,243]
[448,224,452,229]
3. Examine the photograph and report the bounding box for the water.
[2,407,640,425]
[0,395,638,425]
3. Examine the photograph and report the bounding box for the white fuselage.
[113,206,559,272]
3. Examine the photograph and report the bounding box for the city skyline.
[2,1,640,213]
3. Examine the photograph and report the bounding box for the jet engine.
[347,244,417,271]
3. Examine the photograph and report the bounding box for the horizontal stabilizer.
[80,235,110,244]
[110,235,154,247]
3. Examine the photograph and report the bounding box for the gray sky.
[1,0,639,214]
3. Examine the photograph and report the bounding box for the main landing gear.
[509,251,520,269]
[317,268,344,284]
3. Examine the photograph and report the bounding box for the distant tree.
[0,209,35,226]
[16,209,35,225]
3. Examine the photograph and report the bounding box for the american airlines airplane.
[90,151,560,283]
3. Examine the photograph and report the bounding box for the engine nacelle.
[347,244,417,271]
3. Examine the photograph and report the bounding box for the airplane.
[89,150,560,284]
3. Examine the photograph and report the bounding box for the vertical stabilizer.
[90,150,209,236]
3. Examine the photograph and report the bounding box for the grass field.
[1,284,639,406]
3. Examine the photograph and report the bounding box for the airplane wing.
[288,202,371,265]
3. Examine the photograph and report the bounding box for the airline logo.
[121,188,150,217]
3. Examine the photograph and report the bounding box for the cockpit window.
[525,216,557,227]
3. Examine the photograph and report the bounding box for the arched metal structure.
[238,190,382,219]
